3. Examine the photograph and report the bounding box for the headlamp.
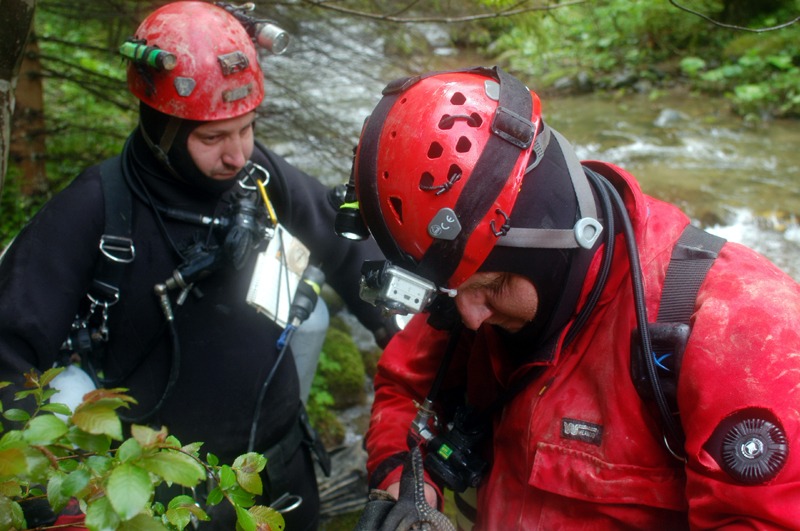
[334,181,370,241]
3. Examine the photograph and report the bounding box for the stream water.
[260,12,799,280]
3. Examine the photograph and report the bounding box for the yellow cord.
[256,177,278,226]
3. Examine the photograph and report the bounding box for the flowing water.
[544,92,800,279]
[261,13,799,280]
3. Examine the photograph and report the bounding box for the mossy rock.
[328,314,351,334]
[321,284,346,316]
[313,408,346,449]
[321,327,366,409]
[362,345,383,380]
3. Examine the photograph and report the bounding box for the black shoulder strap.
[635,224,725,458]
[657,224,726,324]
[90,156,135,304]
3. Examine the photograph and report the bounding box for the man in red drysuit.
[341,67,800,529]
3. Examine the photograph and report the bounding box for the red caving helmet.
[353,67,542,289]
[126,1,265,121]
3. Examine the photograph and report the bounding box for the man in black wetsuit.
[0,2,391,529]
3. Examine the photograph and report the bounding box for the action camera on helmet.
[359,260,439,315]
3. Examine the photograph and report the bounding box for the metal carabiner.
[238,161,271,191]
[270,492,303,514]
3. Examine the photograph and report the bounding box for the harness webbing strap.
[648,223,726,457]
[657,224,726,323]
[91,156,134,302]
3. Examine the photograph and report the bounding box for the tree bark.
[0,0,37,197]
[10,34,48,196]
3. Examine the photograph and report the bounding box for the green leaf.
[23,445,50,483]
[140,450,205,487]
[0,495,26,530]
[118,513,170,530]
[72,403,123,440]
[181,441,203,456]
[85,496,121,531]
[206,486,224,506]
[219,465,236,489]
[41,402,73,416]
[107,463,153,520]
[87,455,114,475]
[165,495,209,529]
[118,438,143,462]
[0,431,24,446]
[62,468,91,497]
[67,426,112,453]
[206,453,219,466]
[165,506,192,531]
[227,485,255,508]
[235,470,262,496]
[47,473,70,514]
[131,424,168,449]
[3,408,31,422]
[233,453,266,495]
[249,505,285,531]
[233,452,267,474]
[0,447,27,478]
[0,480,22,498]
[234,504,257,531]
[23,414,69,445]
[40,367,66,388]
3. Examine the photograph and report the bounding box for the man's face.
[187,112,256,180]
[454,272,538,333]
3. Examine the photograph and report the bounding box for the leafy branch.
[0,368,284,531]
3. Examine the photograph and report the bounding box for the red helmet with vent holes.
[353,68,542,288]
[126,1,264,121]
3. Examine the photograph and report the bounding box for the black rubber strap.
[657,224,726,323]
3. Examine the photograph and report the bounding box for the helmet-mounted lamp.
[334,181,370,241]
[215,2,290,55]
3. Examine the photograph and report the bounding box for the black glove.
[354,446,455,531]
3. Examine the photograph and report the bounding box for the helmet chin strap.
[495,126,603,251]
[138,116,185,182]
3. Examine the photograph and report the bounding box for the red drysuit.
[365,161,800,529]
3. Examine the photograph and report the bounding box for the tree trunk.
[0,0,37,198]
[10,34,48,196]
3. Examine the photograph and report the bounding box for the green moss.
[320,327,366,409]
[362,345,383,380]
[328,314,351,334]
[312,408,345,449]
[321,285,346,316]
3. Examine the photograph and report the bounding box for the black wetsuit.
[0,129,387,530]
